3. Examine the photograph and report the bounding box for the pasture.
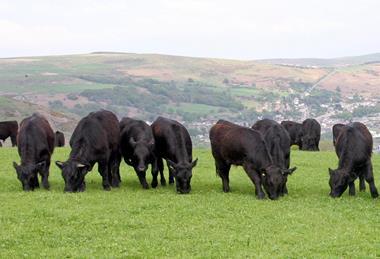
[1,147,379,258]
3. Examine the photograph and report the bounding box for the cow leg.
[157,158,166,186]
[243,164,265,199]
[281,180,288,196]
[166,161,175,185]
[152,157,164,188]
[348,181,355,196]
[283,185,288,195]
[40,160,50,190]
[359,175,366,191]
[78,181,86,192]
[98,160,111,191]
[135,169,149,189]
[109,151,121,188]
[364,163,379,198]
[10,134,17,147]
[32,174,40,189]
[215,160,231,192]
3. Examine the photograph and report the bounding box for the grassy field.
[1,147,380,258]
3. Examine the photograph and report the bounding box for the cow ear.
[282,167,297,176]
[167,159,176,171]
[129,137,137,147]
[328,168,334,176]
[55,161,64,169]
[191,158,198,168]
[260,168,266,177]
[13,161,18,170]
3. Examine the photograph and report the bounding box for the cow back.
[335,122,372,167]
[152,117,192,163]
[210,120,272,169]
[69,110,119,160]
[17,114,54,163]
[253,119,290,168]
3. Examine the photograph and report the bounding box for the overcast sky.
[0,0,379,59]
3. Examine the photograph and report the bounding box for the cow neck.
[174,135,190,165]
[69,140,89,164]
[19,137,35,166]
[261,141,274,170]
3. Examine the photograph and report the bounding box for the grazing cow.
[151,116,197,194]
[0,120,18,146]
[54,131,65,147]
[209,120,295,200]
[332,123,345,147]
[301,118,321,151]
[329,122,378,198]
[55,110,121,192]
[120,117,156,189]
[280,121,303,149]
[252,119,297,195]
[13,114,54,191]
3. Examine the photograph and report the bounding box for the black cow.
[332,123,345,147]
[55,110,121,192]
[280,121,303,149]
[13,114,54,191]
[151,116,197,194]
[301,118,321,151]
[209,120,295,200]
[54,131,65,147]
[120,117,156,189]
[329,122,378,198]
[252,119,297,195]
[0,120,18,146]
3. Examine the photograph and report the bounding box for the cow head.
[55,160,90,192]
[128,137,154,174]
[13,161,45,191]
[328,168,353,198]
[260,165,297,200]
[167,158,198,194]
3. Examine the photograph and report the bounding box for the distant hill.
[0,52,379,145]
[259,53,380,67]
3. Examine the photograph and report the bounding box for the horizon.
[1,50,380,61]
[1,0,379,59]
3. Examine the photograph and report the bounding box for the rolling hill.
[0,52,379,145]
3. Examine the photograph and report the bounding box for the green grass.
[1,148,380,258]
[175,102,221,114]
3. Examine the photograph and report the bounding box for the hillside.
[0,52,380,145]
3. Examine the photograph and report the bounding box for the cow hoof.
[223,187,230,193]
[257,193,265,200]
[151,180,158,188]
[161,179,167,186]
[103,186,111,191]
[142,183,149,189]
[371,192,379,198]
